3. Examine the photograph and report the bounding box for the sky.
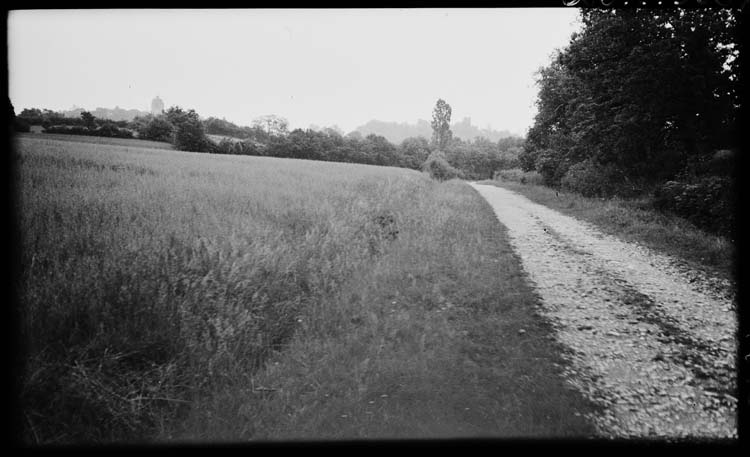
[8,8,581,136]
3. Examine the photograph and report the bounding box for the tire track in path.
[469,183,737,439]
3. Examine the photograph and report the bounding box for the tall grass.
[162,178,596,440]
[15,136,419,443]
[16,132,174,150]
[16,136,595,443]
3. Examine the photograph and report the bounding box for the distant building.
[151,96,164,115]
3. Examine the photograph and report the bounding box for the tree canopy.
[430,99,453,151]
[521,8,740,187]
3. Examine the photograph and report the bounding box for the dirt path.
[469,182,737,439]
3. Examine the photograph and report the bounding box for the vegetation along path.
[469,182,737,439]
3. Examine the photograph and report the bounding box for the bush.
[95,123,134,139]
[43,124,133,139]
[518,146,538,172]
[494,168,544,185]
[653,176,735,236]
[174,118,211,152]
[496,146,522,170]
[534,149,570,186]
[139,117,174,143]
[421,151,462,181]
[43,125,91,135]
[14,117,31,133]
[560,159,621,198]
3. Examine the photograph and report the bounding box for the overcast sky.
[8,8,581,136]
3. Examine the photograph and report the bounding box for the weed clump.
[357,210,400,256]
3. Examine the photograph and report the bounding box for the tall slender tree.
[430,99,453,151]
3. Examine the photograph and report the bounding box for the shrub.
[496,146,522,170]
[653,176,735,236]
[560,159,621,198]
[534,149,570,186]
[174,118,211,152]
[494,168,544,185]
[95,123,134,139]
[43,124,134,139]
[139,117,174,143]
[14,117,31,133]
[421,150,462,181]
[518,146,538,172]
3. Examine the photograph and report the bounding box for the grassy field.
[16,132,174,150]
[15,135,596,443]
[479,177,735,283]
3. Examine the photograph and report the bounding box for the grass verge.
[477,178,734,283]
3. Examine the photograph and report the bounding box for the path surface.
[469,183,737,439]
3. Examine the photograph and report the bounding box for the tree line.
[519,8,739,236]
[10,98,524,180]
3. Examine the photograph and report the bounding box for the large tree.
[253,115,289,137]
[80,111,96,129]
[165,106,211,152]
[430,99,453,151]
[522,8,740,186]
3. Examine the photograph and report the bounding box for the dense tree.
[523,8,739,188]
[164,106,211,152]
[138,115,174,142]
[80,111,96,129]
[253,115,289,137]
[430,99,453,151]
[398,137,431,169]
[204,117,250,139]
[9,98,30,133]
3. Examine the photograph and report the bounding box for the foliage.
[493,168,544,186]
[203,117,251,139]
[43,124,134,138]
[430,99,453,151]
[252,115,289,137]
[653,176,735,237]
[15,101,526,179]
[422,150,462,181]
[80,111,96,129]
[95,122,135,139]
[164,106,212,152]
[523,8,739,187]
[138,116,175,143]
[495,146,522,170]
[534,148,571,186]
[398,137,431,170]
[10,99,30,133]
[560,159,622,198]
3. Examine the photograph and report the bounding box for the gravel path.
[470,183,737,439]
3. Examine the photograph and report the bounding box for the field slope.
[15,135,595,443]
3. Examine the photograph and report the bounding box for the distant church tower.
[151,96,164,115]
